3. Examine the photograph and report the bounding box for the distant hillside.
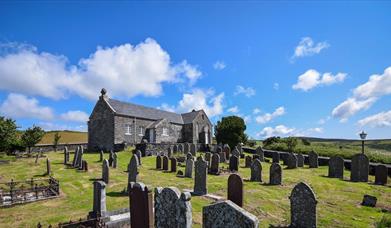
[38,131,88,144]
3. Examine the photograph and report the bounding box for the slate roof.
[106,98,201,125]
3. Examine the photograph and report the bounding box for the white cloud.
[160,88,224,118]
[256,125,295,138]
[243,115,251,124]
[307,127,324,133]
[291,37,329,60]
[0,93,54,120]
[0,39,201,100]
[227,106,239,113]
[292,69,346,91]
[332,98,377,122]
[60,110,89,123]
[234,85,256,97]
[255,106,285,124]
[358,110,391,128]
[273,83,279,90]
[253,108,261,114]
[213,61,226,70]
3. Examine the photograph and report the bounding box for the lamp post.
[359,131,367,154]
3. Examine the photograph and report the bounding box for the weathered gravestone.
[250,159,262,182]
[223,144,231,160]
[135,150,142,165]
[361,194,377,207]
[190,144,196,156]
[64,147,69,165]
[128,155,139,184]
[232,148,240,158]
[296,153,304,167]
[202,200,259,228]
[173,144,178,153]
[167,146,172,158]
[77,148,84,169]
[156,155,162,169]
[112,152,118,168]
[162,156,169,171]
[228,173,243,207]
[193,156,208,195]
[272,152,280,163]
[35,152,39,164]
[154,187,192,228]
[309,151,319,168]
[88,181,106,219]
[108,150,114,167]
[72,147,79,167]
[178,144,184,153]
[82,160,88,171]
[237,144,242,154]
[46,158,51,175]
[184,143,190,154]
[245,156,252,168]
[99,150,104,162]
[219,151,226,163]
[290,182,317,228]
[286,153,298,169]
[204,152,211,168]
[375,164,388,185]
[185,158,194,178]
[350,153,369,182]
[210,153,220,175]
[102,159,109,184]
[256,146,264,161]
[170,157,177,172]
[269,163,282,185]
[129,182,154,228]
[328,156,344,179]
[187,152,194,161]
[229,155,239,172]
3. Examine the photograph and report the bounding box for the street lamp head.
[359,130,367,140]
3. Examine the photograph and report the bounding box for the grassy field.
[38,131,88,144]
[0,150,390,227]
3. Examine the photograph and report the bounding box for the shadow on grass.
[33,173,47,177]
[89,178,102,182]
[107,191,127,197]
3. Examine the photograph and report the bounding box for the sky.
[0,2,391,140]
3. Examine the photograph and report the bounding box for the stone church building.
[88,89,212,151]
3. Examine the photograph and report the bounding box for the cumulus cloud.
[358,110,391,127]
[256,125,295,138]
[227,106,239,113]
[60,110,89,123]
[332,66,391,121]
[0,39,201,100]
[273,83,279,90]
[307,127,324,133]
[255,106,285,124]
[291,37,329,60]
[0,93,54,120]
[234,85,256,97]
[160,88,224,118]
[253,108,261,114]
[292,69,346,91]
[213,61,226,70]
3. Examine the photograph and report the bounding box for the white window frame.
[139,126,144,136]
[125,124,132,135]
[162,127,169,136]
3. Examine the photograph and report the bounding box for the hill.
[38,131,88,144]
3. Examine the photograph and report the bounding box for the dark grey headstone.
[223,144,230,160]
[99,150,104,162]
[219,151,226,163]
[297,153,304,167]
[232,148,240,158]
[272,152,280,163]
[129,182,154,228]
[64,147,69,165]
[256,146,264,161]
[184,143,190,154]
[210,153,220,175]
[229,155,239,172]
[328,156,344,179]
[286,153,298,169]
[178,144,184,153]
[46,158,51,175]
[350,153,369,182]
[89,181,106,218]
[167,146,172,158]
[170,157,177,172]
[173,144,178,153]
[156,155,162,169]
[185,158,194,178]
[102,159,109,184]
[361,194,377,207]
[135,150,142,165]
[308,151,319,168]
[112,152,117,168]
[162,156,169,171]
[193,156,208,195]
[128,155,139,184]
[375,164,387,185]
[72,147,79,167]
[269,163,282,185]
[204,152,211,168]
[228,173,243,207]
[290,182,317,228]
[187,152,194,161]
[245,156,252,168]
[190,144,196,156]
[250,159,262,182]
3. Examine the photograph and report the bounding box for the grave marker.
[250,159,262,182]
[228,173,243,207]
[328,156,344,179]
[290,182,317,228]
[193,156,208,195]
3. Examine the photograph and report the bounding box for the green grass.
[0,150,390,227]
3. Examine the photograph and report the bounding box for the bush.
[214,116,247,149]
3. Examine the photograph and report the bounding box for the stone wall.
[31,143,88,153]
[114,115,152,145]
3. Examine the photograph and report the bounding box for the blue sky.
[1,2,391,139]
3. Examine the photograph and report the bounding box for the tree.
[302,138,311,146]
[53,132,61,152]
[286,137,298,152]
[0,116,18,152]
[21,126,45,153]
[262,136,282,148]
[214,116,247,149]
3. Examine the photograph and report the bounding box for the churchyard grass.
[0,150,390,227]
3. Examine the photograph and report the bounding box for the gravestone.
[99,150,104,162]
[108,150,114,166]
[223,144,231,160]
[178,144,184,153]
[88,181,106,218]
[193,156,208,195]
[328,156,344,179]
[375,164,387,185]
[272,152,280,163]
[245,156,252,168]
[64,147,69,165]
[361,195,377,207]
[308,151,319,168]
[162,156,169,171]
[229,155,239,172]
[297,153,304,167]
[202,200,259,228]
[112,152,118,168]
[82,160,88,171]
[286,153,298,169]
[170,157,177,172]
[156,155,162,169]
[250,159,262,182]
[154,187,192,228]
[290,182,317,228]
[190,144,196,156]
[46,158,51,175]
[204,152,211,168]
[167,146,172,158]
[184,143,190,154]
[210,153,220,175]
[77,149,84,169]
[129,182,154,228]
[128,155,139,183]
[269,163,282,185]
[232,148,240,158]
[256,146,264,161]
[228,173,243,207]
[72,147,79,167]
[350,153,369,182]
[102,159,109,184]
[35,153,39,164]
[135,150,142,165]
[187,152,194,161]
[173,144,178,153]
[237,144,242,154]
[185,158,194,178]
